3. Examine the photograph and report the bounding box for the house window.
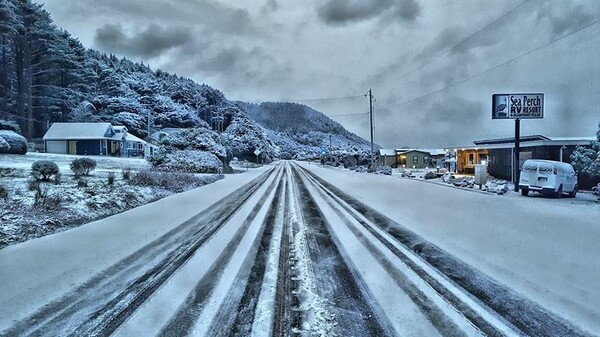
[468,153,474,164]
[127,143,133,149]
[413,156,418,164]
[423,155,429,164]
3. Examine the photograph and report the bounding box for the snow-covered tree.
[571,121,600,178]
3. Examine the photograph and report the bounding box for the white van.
[519,159,578,198]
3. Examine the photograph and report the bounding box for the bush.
[376,165,392,175]
[77,178,88,187]
[149,149,222,173]
[122,167,132,180]
[424,171,438,179]
[131,169,219,193]
[107,172,115,185]
[53,172,62,185]
[70,157,97,176]
[33,186,61,210]
[0,184,8,200]
[0,119,21,133]
[31,160,59,181]
[0,130,27,154]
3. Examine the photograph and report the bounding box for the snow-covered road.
[0,161,598,336]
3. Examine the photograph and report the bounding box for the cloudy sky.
[39,0,600,148]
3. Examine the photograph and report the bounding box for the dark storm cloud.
[94,23,192,58]
[63,0,258,37]
[317,0,421,26]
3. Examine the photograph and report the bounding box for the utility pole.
[514,118,520,192]
[369,89,374,171]
[147,110,151,139]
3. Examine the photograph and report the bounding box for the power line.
[245,94,366,104]
[373,0,532,89]
[384,16,600,109]
[0,111,47,124]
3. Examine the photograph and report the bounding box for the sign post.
[492,93,544,191]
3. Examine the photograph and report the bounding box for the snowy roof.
[379,149,396,156]
[43,123,114,140]
[125,133,147,144]
[393,148,445,156]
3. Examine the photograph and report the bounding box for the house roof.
[379,149,396,156]
[43,123,114,140]
[395,149,432,155]
[393,148,445,156]
[449,135,595,151]
[125,132,146,144]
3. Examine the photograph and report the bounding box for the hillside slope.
[0,0,372,161]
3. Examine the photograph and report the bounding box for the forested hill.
[0,0,371,160]
[236,101,372,150]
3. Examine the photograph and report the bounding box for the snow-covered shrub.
[131,169,219,193]
[150,150,222,173]
[31,160,59,181]
[77,179,88,187]
[122,167,132,180]
[0,137,9,153]
[0,119,20,133]
[377,166,393,175]
[70,157,97,176]
[0,184,8,200]
[424,171,437,179]
[159,128,227,159]
[33,186,61,210]
[107,172,115,185]
[0,130,27,154]
[53,172,62,185]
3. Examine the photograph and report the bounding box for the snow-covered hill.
[0,0,372,162]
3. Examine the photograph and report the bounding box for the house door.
[110,141,120,156]
[68,141,77,155]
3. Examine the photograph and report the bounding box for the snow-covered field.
[0,153,219,248]
[0,160,598,336]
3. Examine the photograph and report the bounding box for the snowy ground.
[0,160,598,336]
[304,161,600,334]
[0,153,219,248]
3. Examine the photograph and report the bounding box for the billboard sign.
[492,93,543,119]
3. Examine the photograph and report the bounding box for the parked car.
[519,159,578,198]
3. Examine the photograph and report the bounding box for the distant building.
[43,122,150,157]
[379,149,396,166]
[378,148,445,168]
[451,135,598,188]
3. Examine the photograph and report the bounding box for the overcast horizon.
[38,0,600,148]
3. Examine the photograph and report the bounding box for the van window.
[538,163,553,173]
[522,163,537,172]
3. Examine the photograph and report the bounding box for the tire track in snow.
[155,167,284,337]
[289,164,394,337]
[2,168,276,337]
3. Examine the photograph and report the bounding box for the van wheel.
[521,189,529,196]
[568,185,578,198]
[555,185,563,199]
